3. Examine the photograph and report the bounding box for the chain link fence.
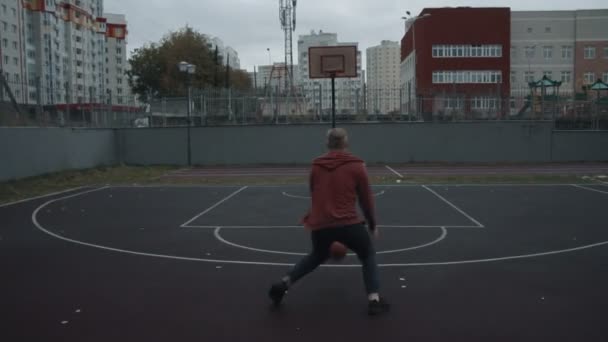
[1,84,607,129]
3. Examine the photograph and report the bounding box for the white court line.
[180,186,248,227]
[385,165,404,178]
[281,190,386,200]
[571,184,608,195]
[213,227,448,256]
[103,183,595,189]
[422,185,485,228]
[183,225,478,229]
[30,187,608,268]
[31,189,608,267]
[0,186,88,208]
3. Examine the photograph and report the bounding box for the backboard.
[308,46,358,79]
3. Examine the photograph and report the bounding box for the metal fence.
[1,86,607,130]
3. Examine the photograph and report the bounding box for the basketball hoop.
[308,46,358,127]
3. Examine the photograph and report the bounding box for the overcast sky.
[104,0,606,72]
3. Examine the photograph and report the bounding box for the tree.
[128,26,251,100]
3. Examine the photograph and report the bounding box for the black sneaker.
[268,281,288,306]
[368,298,390,316]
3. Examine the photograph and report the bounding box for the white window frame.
[560,71,571,83]
[444,97,464,110]
[472,97,499,110]
[584,72,595,84]
[525,46,535,59]
[431,44,502,58]
[584,46,596,59]
[562,46,573,59]
[543,46,553,60]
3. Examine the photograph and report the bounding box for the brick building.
[400,7,511,119]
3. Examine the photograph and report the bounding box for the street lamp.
[266,48,272,65]
[178,61,196,166]
[402,12,430,120]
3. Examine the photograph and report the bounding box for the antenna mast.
[279,0,297,91]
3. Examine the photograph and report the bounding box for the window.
[561,71,571,83]
[116,57,122,64]
[511,71,516,84]
[13,57,18,66]
[117,88,123,95]
[11,7,16,17]
[1,39,6,48]
[117,78,122,84]
[431,44,502,58]
[116,48,122,54]
[527,27,533,33]
[444,97,463,109]
[472,97,499,110]
[545,27,551,33]
[525,46,535,59]
[511,47,517,59]
[524,71,535,83]
[543,46,553,60]
[584,46,596,59]
[432,70,502,84]
[12,41,18,50]
[1,5,6,14]
[3,56,9,65]
[604,47,608,59]
[12,24,17,33]
[2,22,7,30]
[584,72,595,84]
[561,46,573,59]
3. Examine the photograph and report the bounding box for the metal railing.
[1,85,607,129]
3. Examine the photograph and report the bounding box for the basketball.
[330,241,348,260]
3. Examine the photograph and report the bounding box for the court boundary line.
[422,185,485,228]
[180,186,248,227]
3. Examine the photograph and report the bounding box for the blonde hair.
[327,128,348,150]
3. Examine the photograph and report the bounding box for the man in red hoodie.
[269,128,389,316]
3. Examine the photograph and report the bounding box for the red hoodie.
[301,150,376,231]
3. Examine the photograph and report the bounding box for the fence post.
[242,96,246,124]
[319,84,322,122]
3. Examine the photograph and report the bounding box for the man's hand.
[370,228,379,239]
